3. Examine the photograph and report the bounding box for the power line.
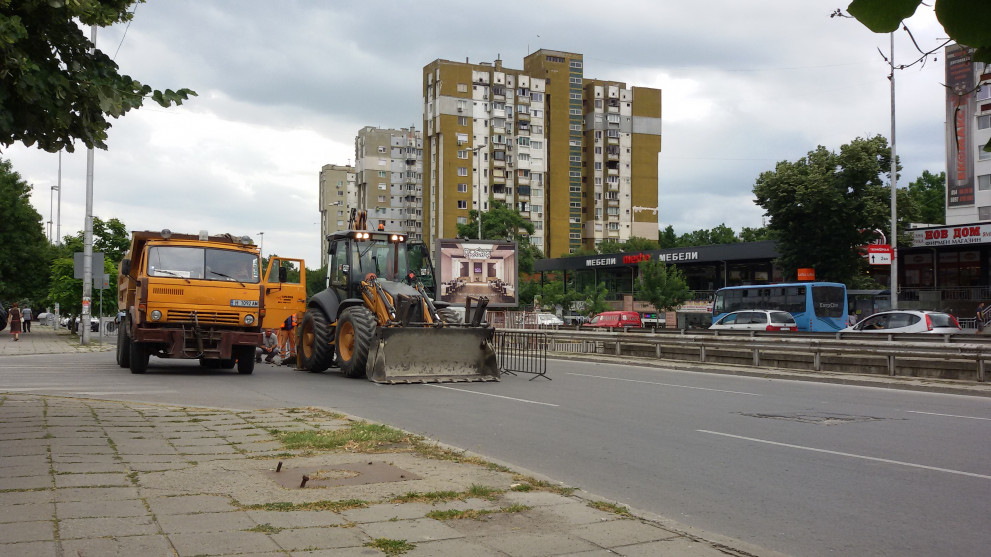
[112,4,137,61]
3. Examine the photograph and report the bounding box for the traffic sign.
[867,244,893,265]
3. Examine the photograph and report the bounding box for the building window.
[569,139,582,147]
[980,174,991,191]
[569,108,581,115]
[979,84,991,101]
[570,202,581,208]
[457,183,468,193]
[979,115,991,130]
[594,162,602,170]
[531,92,543,102]
[569,77,581,84]
[570,92,581,100]
[981,147,991,161]
[570,232,581,239]
[458,116,468,126]
[517,137,530,147]
[457,99,468,111]
[532,109,542,118]
[377,195,386,203]
[458,150,468,159]
[457,83,468,93]
[378,183,387,190]
[608,222,620,231]
[457,216,467,224]
[378,158,387,166]
[569,156,580,162]
[570,170,581,177]
[980,206,991,220]
[531,140,543,149]
[570,60,582,69]
[457,200,468,209]
[570,124,581,131]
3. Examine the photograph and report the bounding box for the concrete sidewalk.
[0,326,115,356]
[0,330,768,556]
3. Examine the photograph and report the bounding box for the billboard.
[435,239,518,307]
[945,44,975,208]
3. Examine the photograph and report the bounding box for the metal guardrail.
[508,328,991,382]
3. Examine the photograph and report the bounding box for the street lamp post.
[471,141,488,239]
[257,232,264,258]
[49,186,58,242]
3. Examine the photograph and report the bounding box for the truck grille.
[167,310,241,326]
[153,287,185,296]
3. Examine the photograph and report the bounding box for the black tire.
[199,358,222,368]
[335,306,376,379]
[299,308,333,372]
[220,359,236,369]
[116,328,130,368]
[236,346,254,374]
[129,337,149,374]
[437,307,462,325]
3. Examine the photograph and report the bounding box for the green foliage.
[847,0,991,60]
[305,265,327,298]
[739,226,772,242]
[579,282,610,317]
[0,158,52,303]
[532,278,582,312]
[905,170,946,225]
[636,259,691,312]
[0,1,196,152]
[658,225,678,248]
[565,247,598,257]
[595,239,625,254]
[47,216,129,315]
[753,135,892,284]
[456,200,534,241]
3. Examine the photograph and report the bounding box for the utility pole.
[889,32,899,309]
[56,151,62,245]
[81,25,96,345]
[471,141,488,239]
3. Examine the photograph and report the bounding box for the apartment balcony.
[516,176,530,186]
[516,185,531,197]
[607,229,621,238]
[606,198,619,207]
[491,125,505,134]
[492,158,506,168]
[492,108,506,118]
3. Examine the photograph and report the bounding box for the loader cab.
[327,232,436,299]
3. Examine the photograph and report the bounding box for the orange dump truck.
[116,230,266,374]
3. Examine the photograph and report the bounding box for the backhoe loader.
[297,220,500,383]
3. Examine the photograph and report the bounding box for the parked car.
[535,312,564,326]
[841,310,962,334]
[585,311,642,328]
[709,310,798,332]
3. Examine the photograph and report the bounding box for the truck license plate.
[230,300,259,307]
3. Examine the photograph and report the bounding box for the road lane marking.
[698,429,991,481]
[567,373,763,396]
[906,410,991,421]
[425,385,559,407]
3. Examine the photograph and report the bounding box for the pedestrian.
[977,302,987,333]
[278,313,298,362]
[256,329,280,363]
[21,304,32,332]
[7,302,22,341]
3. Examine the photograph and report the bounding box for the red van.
[586,311,642,328]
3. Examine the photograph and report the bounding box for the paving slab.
[619,536,735,556]
[53,472,131,488]
[56,498,148,519]
[146,494,238,515]
[245,509,349,529]
[167,530,283,555]
[58,515,159,539]
[0,502,54,523]
[0,475,52,491]
[0,520,55,543]
[54,486,140,502]
[0,540,59,557]
[570,518,680,547]
[358,517,466,543]
[405,538,508,557]
[269,526,368,552]
[0,490,54,506]
[59,535,175,557]
[156,511,256,534]
[477,531,600,556]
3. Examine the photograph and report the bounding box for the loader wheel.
[336,306,376,379]
[437,308,462,325]
[299,309,332,372]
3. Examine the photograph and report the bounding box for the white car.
[842,310,961,334]
[710,310,798,332]
[535,312,564,326]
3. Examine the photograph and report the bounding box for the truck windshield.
[147,246,259,283]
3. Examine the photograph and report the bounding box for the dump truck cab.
[116,230,264,375]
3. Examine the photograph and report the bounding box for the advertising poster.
[436,239,518,307]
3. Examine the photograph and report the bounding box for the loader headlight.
[244,314,255,325]
[150,310,162,321]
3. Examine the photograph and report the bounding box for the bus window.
[811,286,845,318]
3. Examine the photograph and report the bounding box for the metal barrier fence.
[493,330,549,380]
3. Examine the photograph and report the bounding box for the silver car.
[842,310,961,334]
[710,310,798,332]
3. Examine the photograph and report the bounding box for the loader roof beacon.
[298,209,501,383]
[116,230,264,375]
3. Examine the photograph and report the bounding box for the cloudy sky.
[6,1,950,265]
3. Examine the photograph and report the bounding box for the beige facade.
[318,164,354,268]
[354,126,424,239]
[423,49,661,257]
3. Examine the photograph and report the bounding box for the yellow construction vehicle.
[297,217,499,383]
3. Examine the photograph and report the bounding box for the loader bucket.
[366,326,500,384]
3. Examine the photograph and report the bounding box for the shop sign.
[911,224,991,247]
[797,268,815,281]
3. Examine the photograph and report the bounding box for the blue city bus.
[711,282,848,332]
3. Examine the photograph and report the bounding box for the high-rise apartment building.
[422,49,661,257]
[945,44,991,225]
[354,126,424,240]
[318,164,355,267]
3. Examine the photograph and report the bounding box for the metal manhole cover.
[738,412,888,425]
[266,461,421,489]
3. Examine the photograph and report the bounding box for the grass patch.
[427,504,531,521]
[246,523,283,534]
[588,501,631,516]
[236,499,368,513]
[467,484,500,499]
[273,422,412,452]
[390,490,460,504]
[511,476,576,497]
[365,538,415,556]
[410,441,512,472]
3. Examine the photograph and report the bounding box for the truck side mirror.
[278,266,288,283]
[121,259,131,275]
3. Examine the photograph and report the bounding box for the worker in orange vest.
[278,313,299,363]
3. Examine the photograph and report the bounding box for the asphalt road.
[3,351,990,556]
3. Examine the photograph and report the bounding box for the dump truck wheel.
[129,338,149,374]
[236,346,254,375]
[336,306,376,378]
[437,308,462,325]
[116,328,130,368]
[299,309,332,372]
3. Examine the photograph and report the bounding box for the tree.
[707,224,738,245]
[636,259,691,312]
[305,265,327,298]
[0,1,195,152]
[578,282,610,318]
[753,135,892,284]
[739,226,772,243]
[0,158,51,303]
[456,200,534,241]
[847,0,991,62]
[905,170,946,225]
[47,216,129,315]
[658,225,678,248]
[595,239,625,254]
[622,236,660,252]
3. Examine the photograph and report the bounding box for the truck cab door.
[262,257,307,331]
